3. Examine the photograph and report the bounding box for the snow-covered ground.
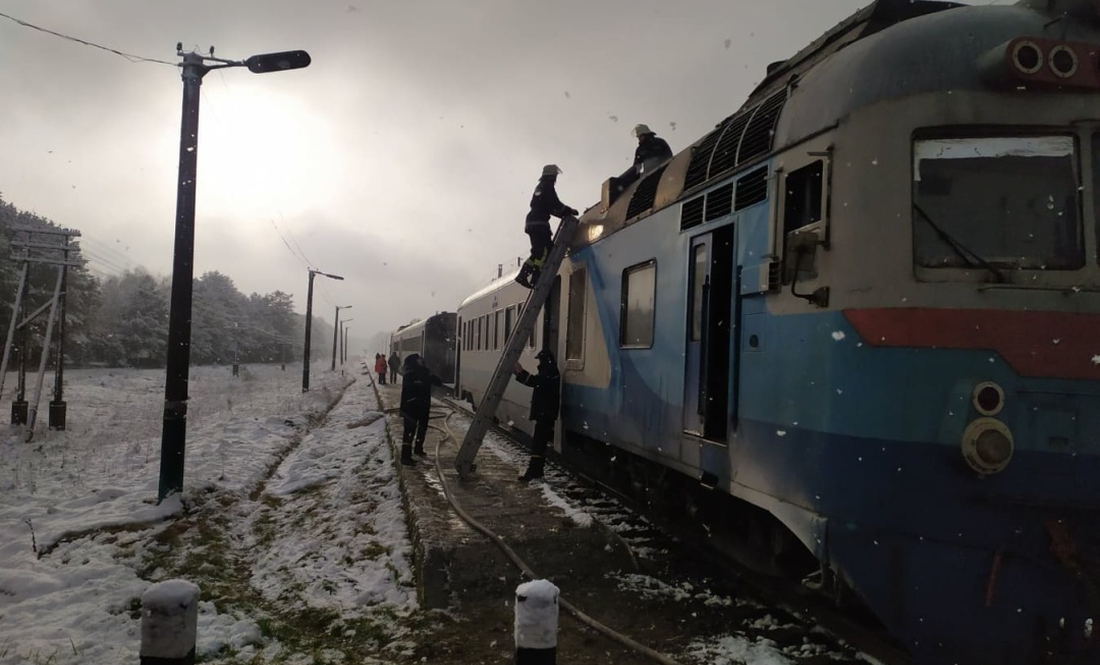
[0,362,416,664]
[0,361,859,665]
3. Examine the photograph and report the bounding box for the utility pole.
[302,269,343,392]
[2,227,81,434]
[232,322,240,377]
[331,304,351,371]
[159,44,310,502]
[341,318,354,364]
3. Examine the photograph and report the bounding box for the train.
[388,312,458,384]
[403,1,1100,662]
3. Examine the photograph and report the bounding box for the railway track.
[438,393,914,665]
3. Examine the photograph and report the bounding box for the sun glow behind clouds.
[195,82,343,221]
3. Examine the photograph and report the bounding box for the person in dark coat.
[399,353,443,465]
[632,123,673,176]
[388,351,400,384]
[515,164,578,290]
[511,349,561,481]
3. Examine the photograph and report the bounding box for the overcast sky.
[0,0,1009,348]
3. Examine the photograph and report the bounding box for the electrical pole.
[331,304,351,371]
[302,269,343,392]
[159,44,310,502]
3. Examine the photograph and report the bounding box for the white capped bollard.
[514,579,559,664]
[141,579,199,665]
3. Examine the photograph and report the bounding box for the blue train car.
[547,1,1100,662]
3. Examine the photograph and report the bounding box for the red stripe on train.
[843,308,1100,380]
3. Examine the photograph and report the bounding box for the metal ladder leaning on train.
[393,1,1100,663]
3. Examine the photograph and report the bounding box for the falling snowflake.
[776,430,787,437]
[831,331,846,341]
[1092,355,1100,365]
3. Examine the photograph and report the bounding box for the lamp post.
[340,319,354,365]
[159,44,310,502]
[302,269,344,393]
[331,305,352,371]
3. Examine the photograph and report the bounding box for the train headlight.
[961,418,1014,475]
[972,381,1005,416]
[1011,40,1044,74]
[1049,45,1079,78]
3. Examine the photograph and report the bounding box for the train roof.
[390,312,455,339]
[573,0,1100,249]
[458,266,524,311]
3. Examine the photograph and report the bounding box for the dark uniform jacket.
[400,358,442,419]
[515,364,561,422]
[525,176,575,231]
[634,135,673,169]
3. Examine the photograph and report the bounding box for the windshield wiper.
[913,204,1006,283]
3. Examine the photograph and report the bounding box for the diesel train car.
[389,312,458,384]
[454,269,557,440]
[450,1,1100,663]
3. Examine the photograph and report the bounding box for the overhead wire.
[0,11,176,67]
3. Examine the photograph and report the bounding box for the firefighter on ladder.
[515,164,578,289]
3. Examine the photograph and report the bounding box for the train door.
[683,225,733,441]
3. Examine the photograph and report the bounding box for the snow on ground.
[0,361,415,664]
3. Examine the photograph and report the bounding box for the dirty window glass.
[621,260,656,348]
[913,136,1083,271]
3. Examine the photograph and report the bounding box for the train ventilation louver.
[680,197,705,230]
[737,89,787,165]
[626,165,668,220]
[734,166,769,210]
[704,183,733,221]
[683,122,730,191]
[706,113,752,181]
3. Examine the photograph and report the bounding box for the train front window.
[913,136,1083,272]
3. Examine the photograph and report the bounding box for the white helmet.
[542,164,562,176]
[632,123,653,138]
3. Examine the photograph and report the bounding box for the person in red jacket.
[374,353,388,385]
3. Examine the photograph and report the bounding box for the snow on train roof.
[459,266,524,310]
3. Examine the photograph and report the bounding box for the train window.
[690,245,706,341]
[476,316,483,351]
[494,310,501,350]
[913,136,1084,272]
[566,266,587,362]
[505,306,515,342]
[621,260,656,348]
[784,160,823,234]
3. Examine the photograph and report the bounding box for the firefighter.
[512,349,561,481]
[516,165,578,289]
[632,123,673,176]
[399,353,442,465]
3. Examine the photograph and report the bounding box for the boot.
[514,264,534,289]
[414,441,427,456]
[400,444,416,466]
[518,456,545,482]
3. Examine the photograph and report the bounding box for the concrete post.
[140,579,199,664]
[514,579,559,664]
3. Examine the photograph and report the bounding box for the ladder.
[454,214,579,479]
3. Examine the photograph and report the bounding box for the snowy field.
[0,361,417,664]
[0,361,858,665]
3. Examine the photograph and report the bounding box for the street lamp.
[302,269,344,393]
[159,44,310,502]
[332,305,352,371]
[340,319,354,365]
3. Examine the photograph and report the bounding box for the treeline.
[0,195,332,368]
